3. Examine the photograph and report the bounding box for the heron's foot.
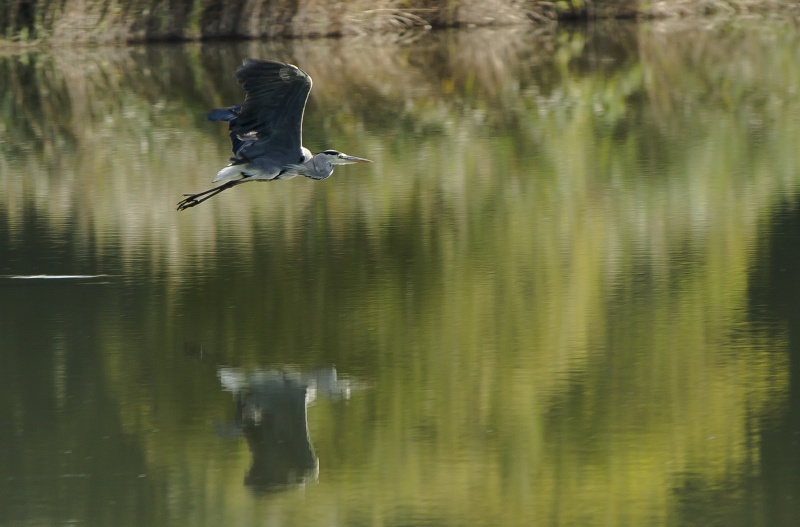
[176,180,242,211]
[177,193,204,211]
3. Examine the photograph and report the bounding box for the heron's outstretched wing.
[231,59,312,167]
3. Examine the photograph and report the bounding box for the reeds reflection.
[1,21,800,527]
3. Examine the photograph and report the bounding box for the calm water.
[2,20,800,527]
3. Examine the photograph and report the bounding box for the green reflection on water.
[1,20,800,527]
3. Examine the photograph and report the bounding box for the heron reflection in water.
[177,59,372,211]
[217,366,359,493]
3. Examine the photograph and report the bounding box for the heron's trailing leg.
[177,180,243,211]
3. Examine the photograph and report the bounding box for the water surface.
[2,20,800,526]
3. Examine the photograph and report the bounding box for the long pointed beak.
[339,154,372,163]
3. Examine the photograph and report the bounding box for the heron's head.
[320,150,372,166]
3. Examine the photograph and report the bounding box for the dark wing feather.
[207,105,243,154]
[231,59,312,166]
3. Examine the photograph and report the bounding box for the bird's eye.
[322,150,340,156]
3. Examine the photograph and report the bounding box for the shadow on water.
[666,198,800,526]
[747,201,800,526]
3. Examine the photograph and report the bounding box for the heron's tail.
[213,163,249,183]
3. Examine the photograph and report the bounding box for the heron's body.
[177,59,371,211]
[212,149,312,183]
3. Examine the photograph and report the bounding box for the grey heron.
[177,59,372,211]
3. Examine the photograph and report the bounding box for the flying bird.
[177,59,371,211]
